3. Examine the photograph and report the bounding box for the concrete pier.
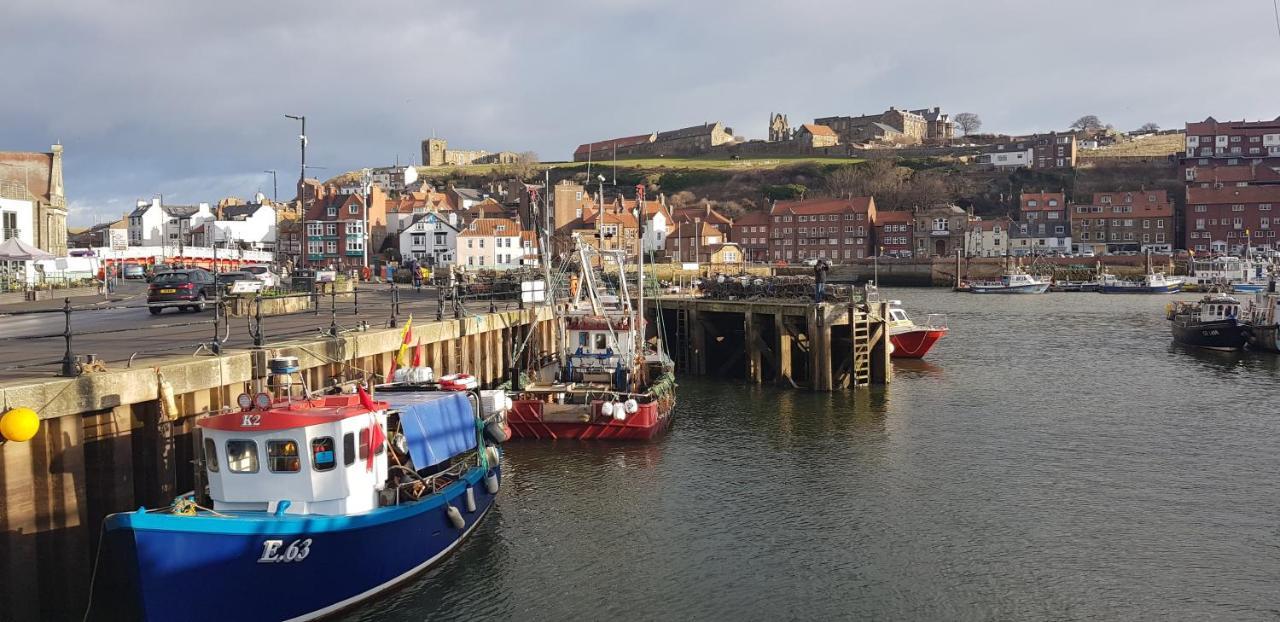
[655,297,891,391]
[0,305,555,620]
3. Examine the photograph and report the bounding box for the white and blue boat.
[968,271,1050,294]
[90,384,506,622]
[1096,271,1184,294]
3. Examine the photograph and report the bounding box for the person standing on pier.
[814,258,829,302]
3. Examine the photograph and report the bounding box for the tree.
[763,184,807,201]
[954,112,982,136]
[1070,115,1103,132]
[508,151,540,181]
[1138,122,1160,132]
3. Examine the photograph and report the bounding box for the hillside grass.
[1081,133,1184,158]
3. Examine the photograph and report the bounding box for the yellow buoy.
[0,407,40,443]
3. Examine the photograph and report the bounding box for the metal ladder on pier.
[674,308,691,371]
[851,311,872,387]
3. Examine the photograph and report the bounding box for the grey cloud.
[1,0,1278,225]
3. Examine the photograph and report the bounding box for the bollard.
[313,287,320,316]
[59,297,78,377]
[353,287,360,316]
[436,287,445,321]
[489,298,497,314]
[212,283,222,354]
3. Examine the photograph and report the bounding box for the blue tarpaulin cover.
[379,391,476,467]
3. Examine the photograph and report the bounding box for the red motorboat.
[886,301,948,359]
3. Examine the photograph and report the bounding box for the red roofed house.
[1012,191,1071,255]
[769,197,877,263]
[665,221,725,263]
[1072,190,1174,254]
[731,211,771,262]
[874,210,913,257]
[795,124,839,148]
[964,217,1011,258]
[1185,185,1280,254]
[302,184,388,269]
[457,217,527,270]
[672,203,734,241]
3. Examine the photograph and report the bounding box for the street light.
[263,170,278,202]
[285,114,306,269]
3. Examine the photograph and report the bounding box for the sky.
[4,0,1280,227]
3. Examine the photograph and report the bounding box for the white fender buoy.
[503,396,513,411]
[484,471,499,494]
[465,486,477,512]
[446,504,465,529]
[612,402,626,421]
[485,446,501,467]
[624,399,639,414]
[601,401,615,417]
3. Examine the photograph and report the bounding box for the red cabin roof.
[200,394,388,432]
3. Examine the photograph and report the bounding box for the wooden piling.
[745,311,763,384]
[774,312,793,386]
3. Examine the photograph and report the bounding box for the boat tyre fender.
[446,504,465,530]
[484,470,499,494]
[465,486,477,513]
[485,446,501,467]
[484,420,508,444]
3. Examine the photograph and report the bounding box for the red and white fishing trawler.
[507,234,675,440]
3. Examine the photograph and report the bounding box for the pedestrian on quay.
[814,258,829,303]
[411,261,422,292]
[418,265,429,292]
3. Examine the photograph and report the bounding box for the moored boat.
[886,300,948,358]
[1168,295,1246,351]
[90,378,505,622]
[968,271,1050,294]
[1097,271,1184,293]
[1243,287,1280,353]
[507,237,675,440]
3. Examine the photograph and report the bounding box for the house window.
[327,207,337,217]
[325,241,338,254]
[226,440,259,473]
[1157,220,1164,229]
[349,204,359,215]
[1261,204,1273,211]
[1194,205,1207,212]
[1232,204,1245,212]
[326,223,337,236]
[932,218,949,232]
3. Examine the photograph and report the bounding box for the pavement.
[0,284,521,384]
[0,282,145,314]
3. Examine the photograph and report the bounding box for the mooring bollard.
[60,297,78,377]
[353,287,360,316]
[328,285,339,337]
[388,283,399,328]
[436,287,445,321]
[253,295,265,347]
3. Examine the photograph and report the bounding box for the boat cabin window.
[267,439,301,473]
[204,438,219,472]
[578,332,589,348]
[312,437,336,472]
[343,432,356,466]
[226,440,259,473]
[357,425,387,461]
[594,333,608,350]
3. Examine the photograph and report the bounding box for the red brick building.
[302,184,388,269]
[1072,190,1174,254]
[1182,117,1280,253]
[1185,186,1280,254]
[769,197,877,263]
[1183,117,1280,163]
[731,211,771,262]
[874,210,913,257]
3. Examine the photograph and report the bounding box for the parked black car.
[147,269,217,314]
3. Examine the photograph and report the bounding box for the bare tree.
[954,112,982,136]
[1138,122,1160,132]
[508,151,540,181]
[1070,115,1104,132]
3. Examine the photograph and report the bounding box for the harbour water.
[343,289,1280,620]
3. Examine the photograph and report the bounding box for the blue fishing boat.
[89,383,505,622]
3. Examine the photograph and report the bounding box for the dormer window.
[496,225,505,232]
[327,207,337,217]
[469,223,477,230]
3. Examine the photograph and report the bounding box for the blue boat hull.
[94,466,501,622]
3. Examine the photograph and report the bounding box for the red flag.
[357,383,376,410]
[412,338,423,367]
